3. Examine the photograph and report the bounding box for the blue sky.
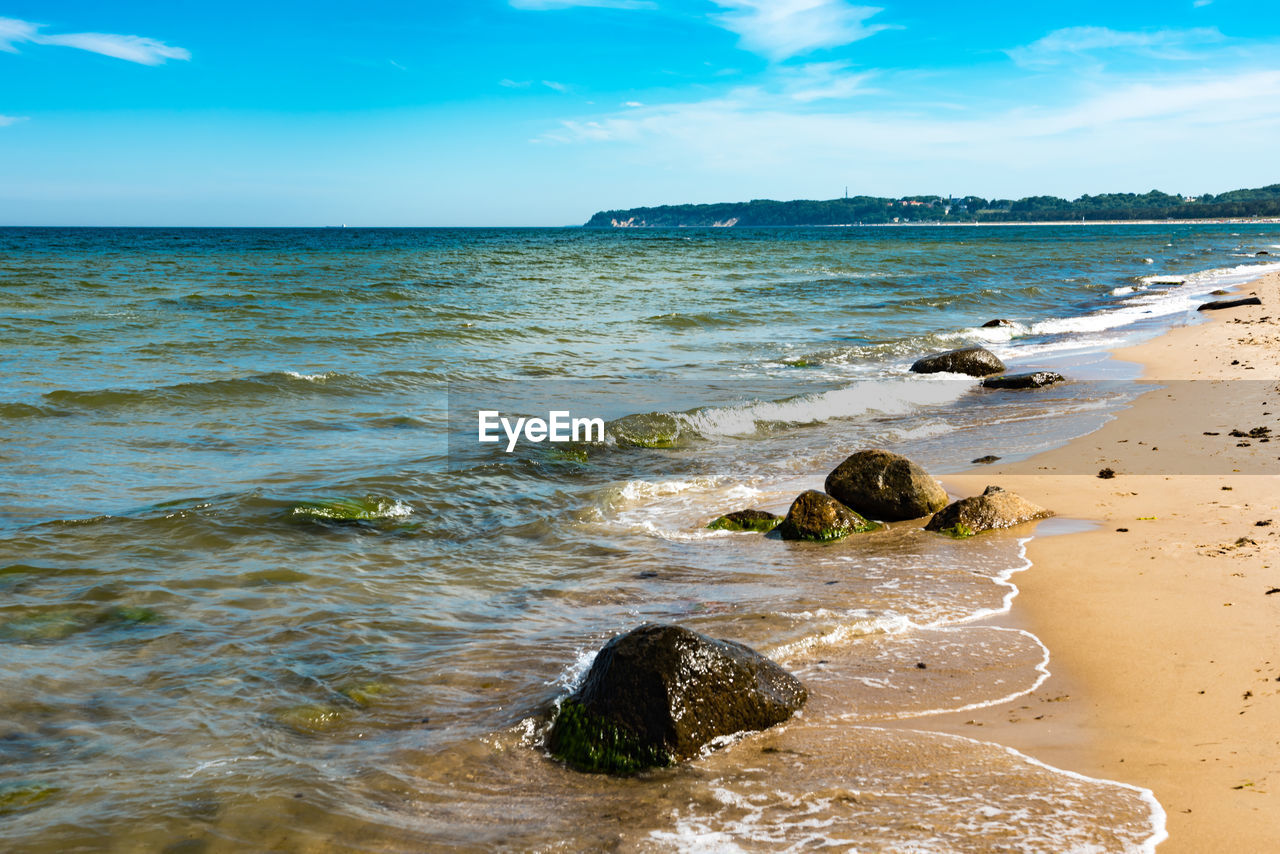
[2,1,1278,225]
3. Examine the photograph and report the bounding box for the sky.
[2,0,1279,225]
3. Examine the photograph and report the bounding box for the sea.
[3,223,1279,852]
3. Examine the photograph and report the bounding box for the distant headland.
[584,184,1280,228]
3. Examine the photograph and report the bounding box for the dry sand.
[929,271,1280,852]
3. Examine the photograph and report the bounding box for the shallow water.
[2,224,1277,851]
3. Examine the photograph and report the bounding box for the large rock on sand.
[825,449,948,521]
[925,485,1052,537]
[1197,296,1261,311]
[910,346,1005,376]
[777,489,878,542]
[546,624,807,774]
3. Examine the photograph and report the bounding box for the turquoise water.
[2,224,1277,851]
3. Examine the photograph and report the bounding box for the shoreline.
[596,218,1280,228]
[925,271,1280,850]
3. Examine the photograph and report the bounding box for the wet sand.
[931,271,1280,851]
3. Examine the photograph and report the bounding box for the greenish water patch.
[0,782,61,815]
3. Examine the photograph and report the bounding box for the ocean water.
[2,224,1278,852]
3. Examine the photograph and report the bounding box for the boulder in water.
[824,449,948,521]
[981,319,1014,328]
[776,490,878,542]
[910,346,1005,376]
[708,509,781,533]
[546,624,807,775]
[981,371,1064,390]
[925,485,1052,537]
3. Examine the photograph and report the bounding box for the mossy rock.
[0,781,60,815]
[926,486,1052,536]
[776,490,879,542]
[824,449,948,522]
[608,413,686,449]
[547,624,807,775]
[708,509,781,533]
[938,523,975,539]
[910,346,1005,376]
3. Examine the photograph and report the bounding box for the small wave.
[608,378,974,447]
[38,371,384,412]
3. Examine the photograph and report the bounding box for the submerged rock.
[981,319,1014,328]
[275,703,350,734]
[1197,296,1262,311]
[546,624,807,775]
[708,509,781,533]
[910,346,1005,377]
[982,371,1064,390]
[824,449,948,521]
[776,490,878,542]
[972,455,1001,464]
[0,781,61,815]
[925,485,1052,536]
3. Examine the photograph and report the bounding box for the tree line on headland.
[583,184,1280,227]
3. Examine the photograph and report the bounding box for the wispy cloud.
[1008,26,1224,68]
[711,1,892,62]
[0,114,28,127]
[0,16,189,65]
[509,0,655,9]
[500,78,533,88]
[542,80,570,92]
[778,61,874,101]
[537,67,1280,186]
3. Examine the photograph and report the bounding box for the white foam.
[910,728,1170,854]
[670,377,974,439]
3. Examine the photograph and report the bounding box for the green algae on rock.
[547,698,673,775]
[708,509,781,533]
[776,490,879,542]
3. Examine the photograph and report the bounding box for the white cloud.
[500,78,533,88]
[537,68,1280,187]
[778,61,874,101]
[1008,26,1224,68]
[0,17,189,65]
[711,1,891,62]
[509,0,655,9]
[0,114,28,126]
[542,80,570,92]
[624,101,644,107]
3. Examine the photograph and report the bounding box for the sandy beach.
[931,271,1280,851]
